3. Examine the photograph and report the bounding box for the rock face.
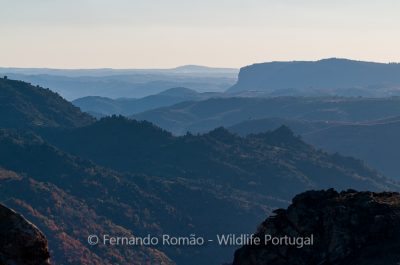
[233,189,400,265]
[0,204,50,265]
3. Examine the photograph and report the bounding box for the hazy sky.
[1,0,400,68]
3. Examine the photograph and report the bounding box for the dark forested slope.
[0,78,94,128]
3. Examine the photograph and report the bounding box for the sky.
[1,0,400,68]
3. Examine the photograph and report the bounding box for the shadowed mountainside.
[0,128,277,265]
[42,117,398,197]
[0,77,94,129]
[0,134,175,265]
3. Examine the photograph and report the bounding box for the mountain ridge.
[132,96,400,135]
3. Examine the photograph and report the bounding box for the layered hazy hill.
[132,94,400,180]
[132,97,400,135]
[1,78,399,264]
[73,87,221,117]
[303,118,400,179]
[6,58,400,100]
[229,58,400,97]
[228,116,400,179]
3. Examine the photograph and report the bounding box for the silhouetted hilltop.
[0,78,94,128]
[229,58,400,96]
[233,189,400,265]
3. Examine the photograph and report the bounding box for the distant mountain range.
[5,58,400,101]
[0,65,238,77]
[1,78,397,264]
[69,58,400,122]
[228,58,400,97]
[73,87,222,117]
[0,66,238,100]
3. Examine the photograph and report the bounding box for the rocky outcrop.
[233,189,400,265]
[0,203,50,265]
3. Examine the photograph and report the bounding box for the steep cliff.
[233,189,400,265]
[228,58,400,97]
